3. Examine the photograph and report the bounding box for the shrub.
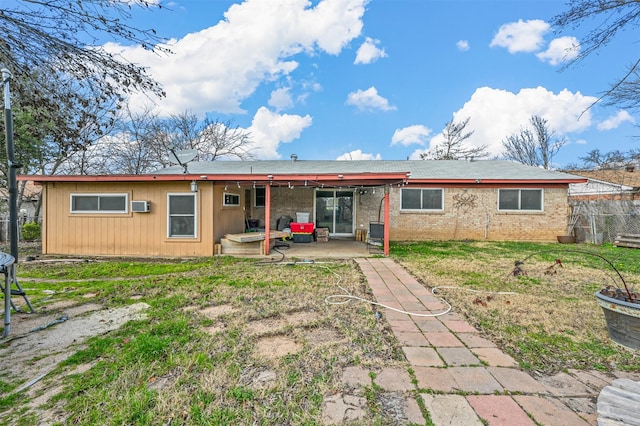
[22,222,41,241]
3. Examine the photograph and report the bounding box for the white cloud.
[409,86,597,159]
[391,125,431,146]
[456,40,470,51]
[354,37,387,64]
[597,110,636,130]
[109,0,368,116]
[268,87,294,111]
[575,139,588,145]
[489,19,550,53]
[246,107,312,159]
[336,149,381,160]
[346,86,396,111]
[536,36,580,65]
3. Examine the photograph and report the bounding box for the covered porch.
[261,237,383,260]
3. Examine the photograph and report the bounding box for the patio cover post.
[384,185,390,256]
[264,184,271,256]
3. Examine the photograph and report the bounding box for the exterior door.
[315,190,354,236]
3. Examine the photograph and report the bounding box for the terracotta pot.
[595,291,640,350]
[557,235,576,244]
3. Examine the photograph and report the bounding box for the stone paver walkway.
[355,257,640,426]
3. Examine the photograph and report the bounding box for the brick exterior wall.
[247,185,569,242]
[388,186,568,242]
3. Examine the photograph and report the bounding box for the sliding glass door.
[315,190,354,236]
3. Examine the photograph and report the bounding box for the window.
[401,188,443,211]
[168,193,197,238]
[223,192,240,207]
[498,189,543,211]
[70,194,128,213]
[254,187,265,207]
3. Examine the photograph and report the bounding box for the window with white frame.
[168,193,197,238]
[70,194,128,213]
[401,188,444,211]
[498,189,543,211]
[223,192,240,207]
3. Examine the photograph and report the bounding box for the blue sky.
[107,0,639,167]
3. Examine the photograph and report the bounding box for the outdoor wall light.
[338,174,344,179]
[190,181,198,192]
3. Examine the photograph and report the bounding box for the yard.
[0,241,639,424]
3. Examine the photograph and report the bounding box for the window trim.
[254,187,265,208]
[70,193,129,214]
[400,188,444,211]
[497,188,544,212]
[223,192,241,207]
[167,192,198,239]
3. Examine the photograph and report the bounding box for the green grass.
[2,257,406,425]
[393,241,640,373]
[4,242,640,424]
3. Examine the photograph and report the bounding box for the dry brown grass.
[394,241,640,373]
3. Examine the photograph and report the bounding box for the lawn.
[1,241,639,424]
[392,240,640,373]
[1,256,408,425]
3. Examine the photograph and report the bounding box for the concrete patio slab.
[472,347,518,367]
[437,346,482,366]
[402,346,444,367]
[514,395,592,426]
[466,395,535,426]
[421,394,484,426]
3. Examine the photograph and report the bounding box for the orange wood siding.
[42,181,218,257]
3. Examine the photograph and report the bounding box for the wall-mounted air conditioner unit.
[131,200,151,213]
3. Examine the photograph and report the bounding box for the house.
[20,160,586,257]
[568,167,640,201]
[566,167,640,243]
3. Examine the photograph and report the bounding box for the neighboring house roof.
[568,178,634,197]
[21,160,586,186]
[568,169,640,189]
[0,180,41,200]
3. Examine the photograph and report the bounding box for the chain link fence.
[0,216,42,242]
[570,200,640,244]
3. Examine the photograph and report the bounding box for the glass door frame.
[314,189,356,237]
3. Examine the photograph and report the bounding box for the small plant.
[21,221,41,241]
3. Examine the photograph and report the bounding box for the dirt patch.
[255,335,302,359]
[199,304,237,319]
[304,327,344,347]
[203,324,226,335]
[246,317,288,335]
[284,310,320,326]
[0,303,150,383]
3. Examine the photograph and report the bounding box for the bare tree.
[0,1,169,185]
[501,116,567,169]
[553,1,640,111]
[158,113,254,165]
[1,1,167,104]
[420,117,488,160]
[57,111,255,174]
